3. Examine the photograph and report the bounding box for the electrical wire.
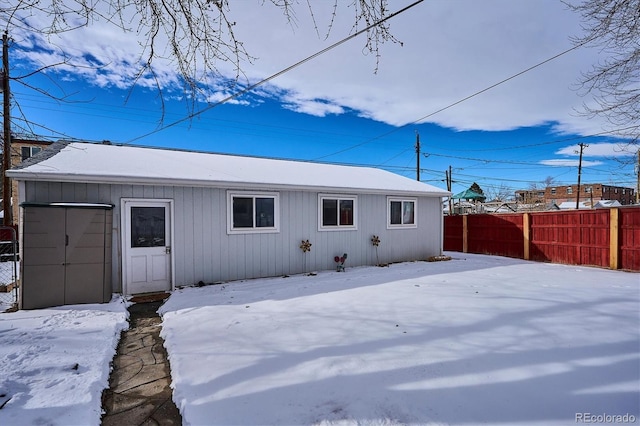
[125,0,425,144]
[314,40,590,160]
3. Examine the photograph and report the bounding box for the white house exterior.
[8,141,450,302]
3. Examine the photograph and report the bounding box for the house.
[478,201,518,214]
[594,200,622,209]
[514,189,546,205]
[557,201,592,210]
[7,141,450,308]
[557,199,623,210]
[547,183,635,205]
[2,138,53,223]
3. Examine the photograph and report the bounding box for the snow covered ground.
[159,253,639,425]
[0,297,128,425]
[0,253,637,425]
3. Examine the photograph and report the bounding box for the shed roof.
[8,141,450,197]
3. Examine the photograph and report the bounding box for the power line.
[126,0,425,144]
[314,40,589,160]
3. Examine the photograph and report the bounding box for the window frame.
[227,191,280,234]
[318,194,358,231]
[387,197,418,229]
[21,146,42,161]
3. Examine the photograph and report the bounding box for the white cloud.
[282,95,345,117]
[555,143,638,157]
[10,0,616,135]
[539,159,603,167]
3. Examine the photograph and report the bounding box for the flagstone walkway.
[101,294,181,426]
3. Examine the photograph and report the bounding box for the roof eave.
[7,171,450,197]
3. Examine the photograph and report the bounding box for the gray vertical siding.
[23,181,444,293]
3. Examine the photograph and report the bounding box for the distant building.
[2,137,54,223]
[516,183,635,208]
[546,183,635,206]
[514,189,546,205]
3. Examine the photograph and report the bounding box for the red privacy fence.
[443,207,640,271]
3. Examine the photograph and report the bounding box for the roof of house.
[594,200,622,208]
[558,201,591,210]
[451,188,486,200]
[7,141,450,197]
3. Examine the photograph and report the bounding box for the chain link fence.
[0,226,19,312]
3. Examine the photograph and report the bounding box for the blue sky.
[5,0,638,198]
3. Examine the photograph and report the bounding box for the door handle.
[165,246,171,254]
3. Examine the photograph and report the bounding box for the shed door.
[124,200,172,295]
[22,207,66,309]
[65,208,108,305]
[22,206,111,309]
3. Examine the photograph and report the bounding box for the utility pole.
[575,142,587,209]
[636,150,639,205]
[446,166,453,214]
[2,32,11,226]
[415,131,420,181]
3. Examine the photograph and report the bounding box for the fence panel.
[444,209,639,271]
[443,215,463,252]
[0,225,19,312]
[620,207,640,271]
[467,214,524,258]
[530,210,610,267]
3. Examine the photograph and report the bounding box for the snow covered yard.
[0,254,637,426]
[159,253,640,426]
[0,297,128,425]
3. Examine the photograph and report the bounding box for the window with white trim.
[227,192,279,234]
[387,197,417,228]
[318,195,357,230]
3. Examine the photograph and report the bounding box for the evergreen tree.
[469,182,484,196]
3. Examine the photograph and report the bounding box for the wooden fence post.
[462,215,468,253]
[610,208,620,270]
[523,213,531,260]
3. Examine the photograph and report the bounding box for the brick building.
[2,138,53,223]
[516,183,636,207]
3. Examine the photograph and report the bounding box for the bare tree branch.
[565,0,639,145]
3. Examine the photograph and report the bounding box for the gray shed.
[20,203,113,309]
[8,141,450,307]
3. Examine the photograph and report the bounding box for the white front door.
[123,199,172,295]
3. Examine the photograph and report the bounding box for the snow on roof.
[558,201,591,210]
[8,142,450,196]
[594,200,622,208]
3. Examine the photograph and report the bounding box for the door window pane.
[131,207,165,247]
